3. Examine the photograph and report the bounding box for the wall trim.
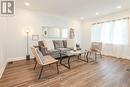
[7,56,26,62]
[7,56,34,62]
[0,59,7,79]
[102,53,130,60]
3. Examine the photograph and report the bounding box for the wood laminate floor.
[0,56,130,87]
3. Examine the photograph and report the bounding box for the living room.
[0,0,130,87]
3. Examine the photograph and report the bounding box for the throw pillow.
[44,39,54,50]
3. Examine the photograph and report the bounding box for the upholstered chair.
[85,42,102,62]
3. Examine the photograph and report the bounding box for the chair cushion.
[36,49,45,64]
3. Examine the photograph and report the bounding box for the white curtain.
[91,18,130,58]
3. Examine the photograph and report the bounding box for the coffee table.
[59,50,88,69]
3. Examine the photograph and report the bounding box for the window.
[91,18,129,45]
[61,29,68,38]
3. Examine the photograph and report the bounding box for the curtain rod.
[92,17,129,25]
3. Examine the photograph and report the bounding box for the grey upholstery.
[53,40,64,49]
[38,40,72,59]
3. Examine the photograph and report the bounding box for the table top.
[60,50,84,57]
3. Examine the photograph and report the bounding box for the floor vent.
[126,69,130,71]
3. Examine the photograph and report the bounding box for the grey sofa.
[38,40,72,59]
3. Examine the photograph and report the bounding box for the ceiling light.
[80,17,84,20]
[117,5,122,9]
[96,12,99,15]
[25,2,30,6]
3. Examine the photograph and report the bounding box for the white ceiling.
[17,0,130,19]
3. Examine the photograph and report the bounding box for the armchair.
[85,42,102,62]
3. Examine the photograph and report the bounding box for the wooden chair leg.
[34,61,37,70]
[34,62,37,70]
[56,62,59,74]
[86,52,89,62]
[38,66,44,80]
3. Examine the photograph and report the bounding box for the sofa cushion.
[48,49,60,58]
[53,40,64,49]
[44,39,54,50]
[63,40,67,48]
[67,39,76,49]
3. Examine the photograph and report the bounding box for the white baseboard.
[7,57,26,62]
[7,56,33,62]
[102,53,130,60]
[0,59,7,79]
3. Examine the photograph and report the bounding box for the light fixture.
[26,29,30,33]
[96,12,99,15]
[80,17,84,20]
[117,5,122,9]
[25,2,30,6]
[25,27,31,60]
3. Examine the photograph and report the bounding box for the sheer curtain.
[113,19,128,45]
[91,18,130,58]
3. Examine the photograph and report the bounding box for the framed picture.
[32,35,39,41]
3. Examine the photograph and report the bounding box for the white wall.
[0,17,7,78]
[2,8,81,61]
[0,5,82,78]
[81,9,130,59]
